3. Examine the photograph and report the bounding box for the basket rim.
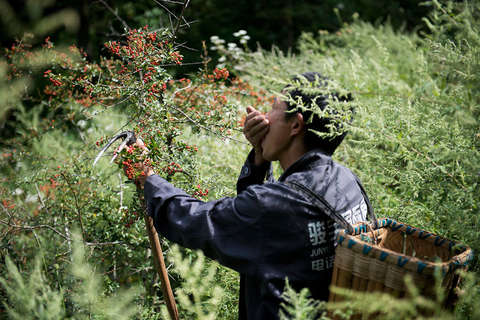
[337,218,474,275]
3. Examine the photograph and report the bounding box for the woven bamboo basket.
[328,218,473,317]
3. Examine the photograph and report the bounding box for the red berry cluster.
[193,184,209,199]
[170,51,183,65]
[3,29,276,232]
[95,136,108,147]
[122,209,142,228]
[2,199,15,210]
[160,162,182,176]
[43,37,54,49]
[123,159,137,180]
[213,67,229,80]
[119,144,149,181]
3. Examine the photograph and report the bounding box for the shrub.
[2,0,479,319]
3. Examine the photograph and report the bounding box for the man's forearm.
[253,147,267,166]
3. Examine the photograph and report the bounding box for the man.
[131,71,374,319]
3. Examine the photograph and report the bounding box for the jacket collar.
[278,148,332,182]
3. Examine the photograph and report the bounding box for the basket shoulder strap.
[284,180,354,234]
[349,171,378,229]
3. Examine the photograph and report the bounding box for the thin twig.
[60,172,86,243]
[1,195,32,220]
[0,219,128,247]
[167,81,247,145]
[35,183,52,220]
[168,11,174,33]
[85,90,138,120]
[99,0,130,31]
[0,203,13,241]
[118,173,124,213]
[85,240,126,246]
[156,0,185,4]
[12,154,68,163]
[173,0,190,39]
[168,103,248,145]
[72,120,87,144]
[0,202,13,220]
[106,21,125,38]
[0,219,69,240]
[102,265,123,276]
[154,0,179,21]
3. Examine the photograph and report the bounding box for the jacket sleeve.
[144,174,265,275]
[236,149,275,194]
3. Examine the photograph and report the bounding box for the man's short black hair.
[283,71,353,154]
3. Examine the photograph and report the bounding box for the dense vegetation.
[0,0,432,76]
[1,0,479,319]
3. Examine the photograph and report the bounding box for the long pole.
[137,184,179,320]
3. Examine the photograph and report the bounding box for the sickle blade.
[110,137,128,164]
[92,134,125,167]
[92,131,136,167]
[109,131,136,164]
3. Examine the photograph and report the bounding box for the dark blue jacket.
[144,148,369,319]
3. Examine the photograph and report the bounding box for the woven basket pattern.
[328,218,473,311]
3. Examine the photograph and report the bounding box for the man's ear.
[290,112,305,137]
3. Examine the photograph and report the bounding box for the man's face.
[261,97,295,162]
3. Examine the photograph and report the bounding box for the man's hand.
[242,106,269,165]
[123,138,155,187]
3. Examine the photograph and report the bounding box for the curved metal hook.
[92,130,136,167]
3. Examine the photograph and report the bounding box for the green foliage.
[0,8,257,319]
[1,238,140,320]
[454,270,480,319]
[0,257,64,320]
[278,270,480,319]
[2,0,480,319]
[327,271,480,319]
[68,239,140,319]
[164,245,236,319]
[279,279,328,320]
[0,0,80,41]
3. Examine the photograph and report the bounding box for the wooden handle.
[144,214,179,320]
[137,184,179,320]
